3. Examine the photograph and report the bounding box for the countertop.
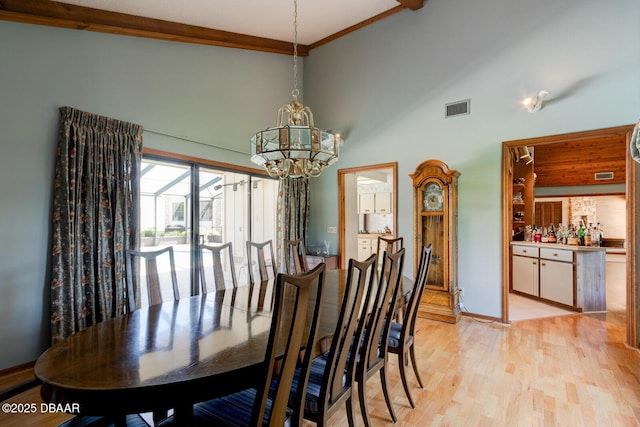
[357,233,394,238]
[511,241,606,252]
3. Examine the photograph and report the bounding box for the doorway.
[501,125,638,347]
[338,163,398,269]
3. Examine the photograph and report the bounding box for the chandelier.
[250,0,341,179]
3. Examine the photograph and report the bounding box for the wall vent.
[445,99,470,118]
[594,172,614,180]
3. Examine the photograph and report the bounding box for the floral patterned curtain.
[276,177,310,271]
[50,107,143,343]
[631,118,640,163]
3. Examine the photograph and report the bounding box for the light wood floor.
[2,307,639,426]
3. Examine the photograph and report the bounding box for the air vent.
[445,99,470,118]
[594,172,614,180]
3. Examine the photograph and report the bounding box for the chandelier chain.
[292,0,299,99]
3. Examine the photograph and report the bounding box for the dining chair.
[126,246,180,309]
[376,236,403,276]
[355,247,405,427]
[283,238,309,274]
[200,241,237,293]
[157,263,327,427]
[57,414,152,426]
[376,236,404,257]
[298,253,377,427]
[387,244,432,408]
[246,240,277,284]
[376,236,404,320]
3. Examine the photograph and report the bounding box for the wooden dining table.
[34,269,413,425]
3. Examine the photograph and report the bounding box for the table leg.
[173,403,194,425]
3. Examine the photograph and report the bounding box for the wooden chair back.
[359,247,405,373]
[126,246,180,310]
[200,242,237,293]
[283,238,309,274]
[376,236,403,258]
[246,240,277,284]
[323,253,377,416]
[376,236,403,273]
[402,244,432,340]
[254,263,326,426]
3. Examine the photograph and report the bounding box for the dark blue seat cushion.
[189,388,292,426]
[58,414,150,427]
[288,352,346,415]
[387,321,403,349]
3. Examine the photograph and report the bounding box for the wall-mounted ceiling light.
[522,90,549,112]
[514,146,534,165]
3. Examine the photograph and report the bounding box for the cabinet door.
[374,192,392,214]
[540,260,573,306]
[359,193,375,214]
[357,239,372,260]
[512,255,538,296]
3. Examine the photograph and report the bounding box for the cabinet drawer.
[512,245,539,257]
[540,248,573,263]
[358,238,372,245]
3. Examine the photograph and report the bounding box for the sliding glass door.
[136,156,277,307]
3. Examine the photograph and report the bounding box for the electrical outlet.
[327,226,337,234]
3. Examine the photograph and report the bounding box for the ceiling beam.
[309,5,406,50]
[0,0,307,56]
[396,0,425,11]
[0,0,426,54]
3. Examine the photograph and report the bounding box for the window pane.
[139,160,192,305]
[138,156,279,301]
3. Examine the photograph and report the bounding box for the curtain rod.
[143,128,249,155]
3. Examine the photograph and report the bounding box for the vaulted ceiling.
[0,0,425,55]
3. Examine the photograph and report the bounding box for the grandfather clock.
[410,159,461,323]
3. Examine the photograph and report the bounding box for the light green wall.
[304,0,640,318]
[0,0,639,370]
[0,21,293,369]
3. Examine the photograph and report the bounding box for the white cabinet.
[540,259,574,306]
[357,238,374,260]
[512,254,539,296]
[358,192,392,214]
[539,247,574,306]
[374,192,392,214]
[359,193,375,214]
[510,243,605,312]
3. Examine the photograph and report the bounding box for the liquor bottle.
[597,223,604,246]
[533,225,542,243]
[548,224,557,243]
[557,223,565,244]
[524,225,532,242]
[567,224,578,245]
[577,223,585,246]
[591,224,599,246]
[541,226,549,243]
[585,225,591,246]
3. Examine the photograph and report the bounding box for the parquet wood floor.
[2,310,638,426]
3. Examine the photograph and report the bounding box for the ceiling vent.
[594,172,614,181]
[445,99,470,118]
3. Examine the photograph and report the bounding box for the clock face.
[423,182,444,211]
